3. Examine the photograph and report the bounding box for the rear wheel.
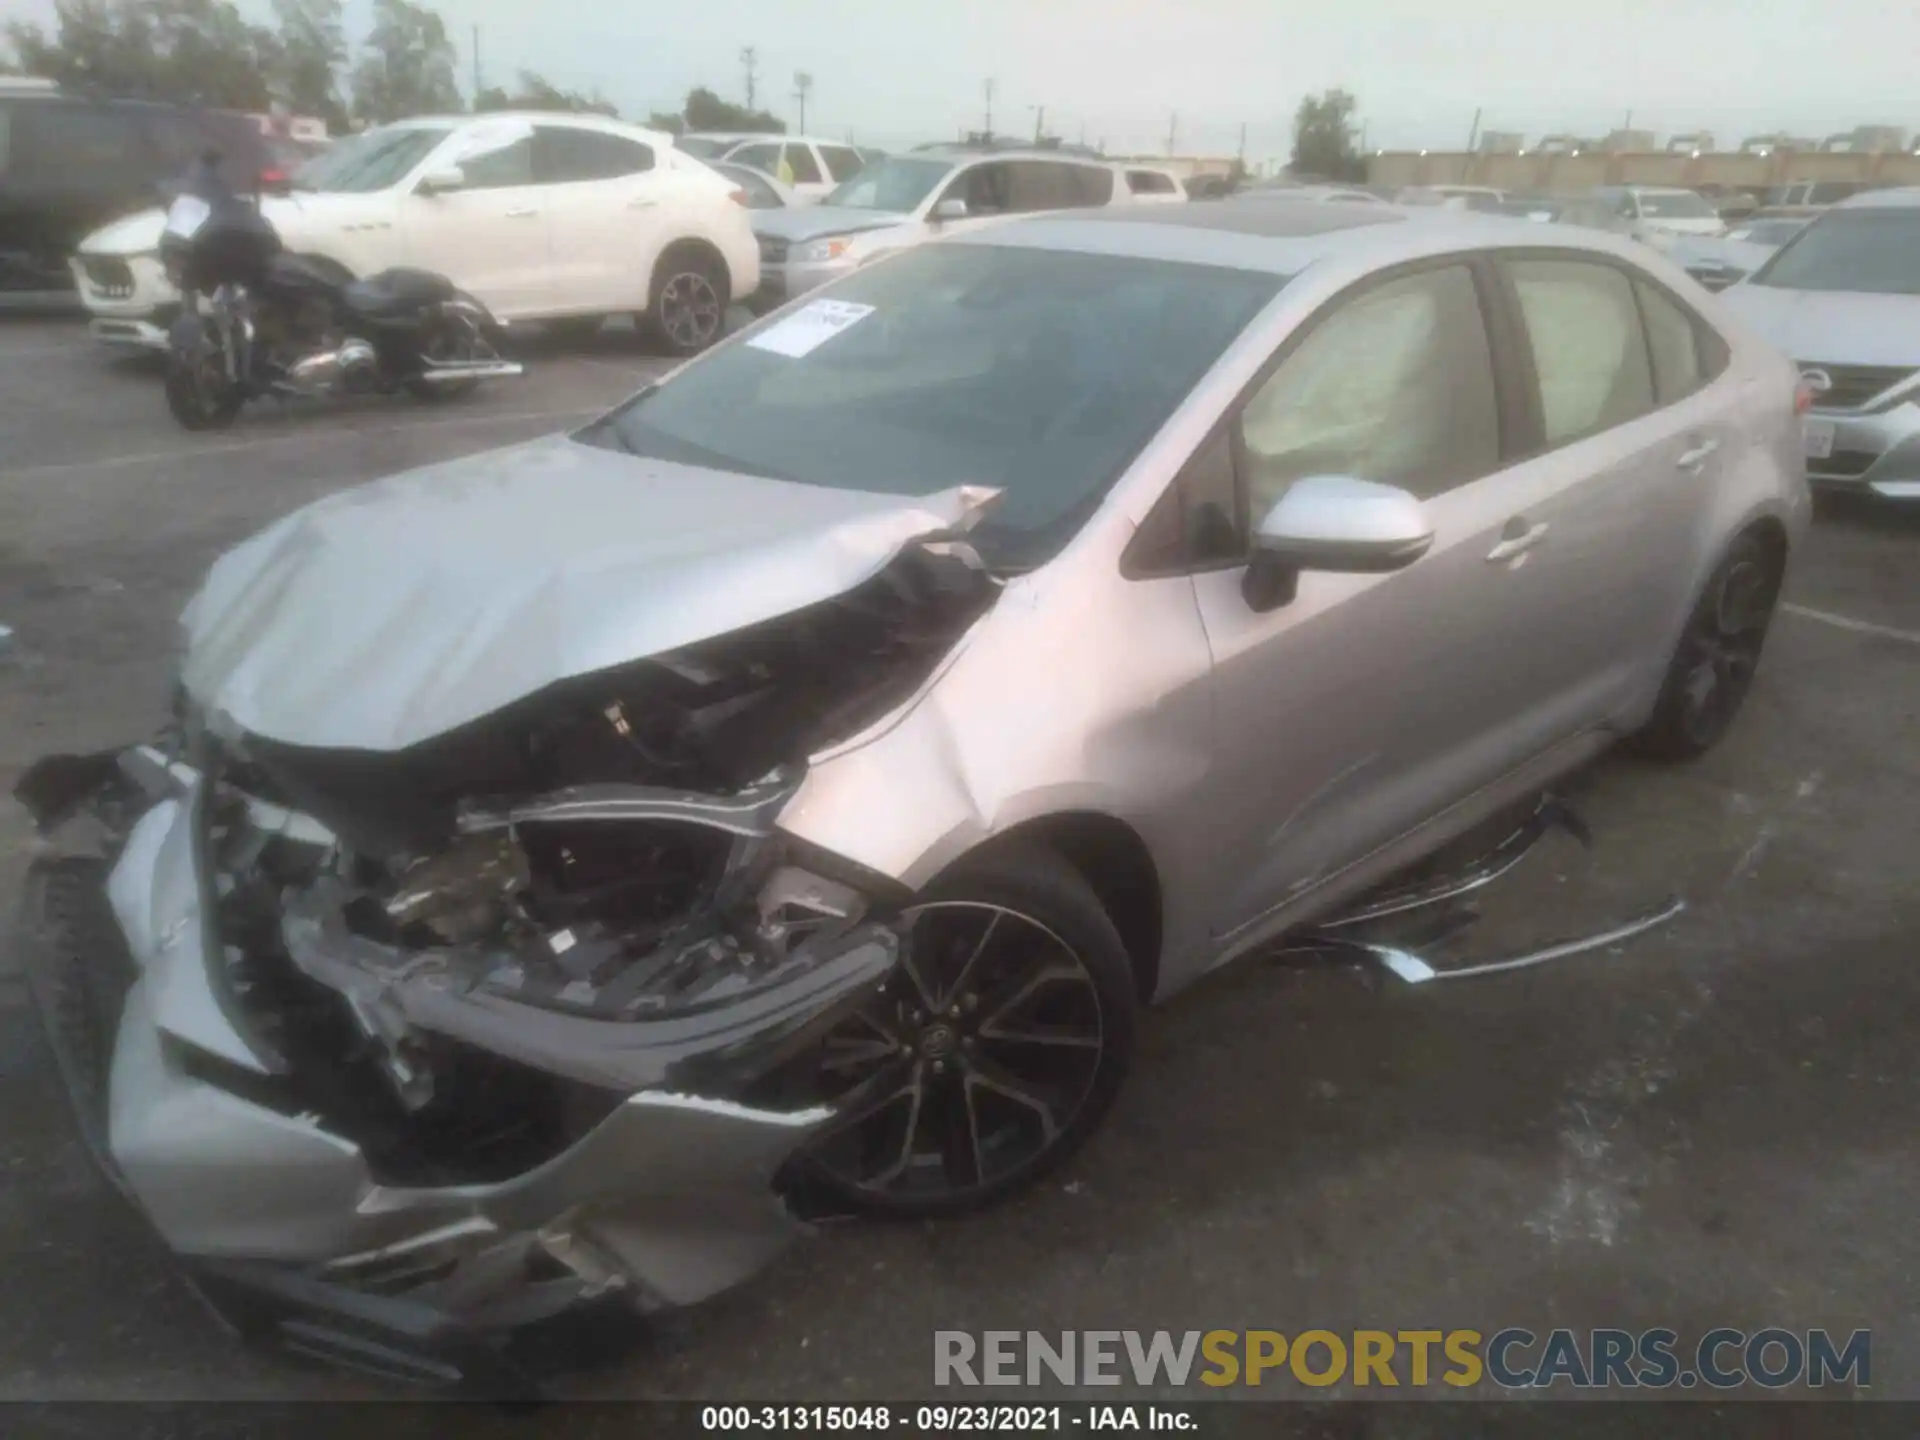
[163,327,242,430]
[1628,532,1784,760]
[642,248,729,356]
[798,845,1138,1217]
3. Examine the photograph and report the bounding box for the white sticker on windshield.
[746,299,875,358]
[164,195,211,239]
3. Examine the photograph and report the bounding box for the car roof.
[1835,186,1920,209]
[391,112,677,144]
[954,205,1664,278]
[907,145,1114,166]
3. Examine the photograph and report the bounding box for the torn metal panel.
[177,433,1003,752]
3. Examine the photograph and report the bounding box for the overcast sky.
[5,0,1914,163]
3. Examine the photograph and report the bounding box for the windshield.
[677,136,732,160]
[1638,191,1716,219]
[578,244,1284,568]
[292,125,449,193]
[1752,209,1920,294]
[824,156,953,212]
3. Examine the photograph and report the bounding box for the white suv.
[677,133,874,204]
[72,113,760,355]
[749,148,1170,304]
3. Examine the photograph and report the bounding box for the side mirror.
[1242,475,1434,612]
[931,197,969,223]
[417,165,468,195]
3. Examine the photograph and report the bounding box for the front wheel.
[163,335,242,430]
[796,845,1139,1217]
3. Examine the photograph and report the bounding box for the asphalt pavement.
[0,311,1916,1418]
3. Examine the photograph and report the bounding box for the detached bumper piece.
[1276,793,1685,984]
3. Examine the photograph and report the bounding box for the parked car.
[1497,193,1565,222]
[1720,188,1920,501]
[0,83,278,292]
[1122,166,1188,203]
[1399,184,1508,213]
[1236,182,1391,205]
[713,160,797,210]
[19,203,1806,1386]
[1667,211,1813,291]
[677,133,873,204]
[749,147,1148,305]
[71,113,758,354]
[1765,180,1885,208]
[1572,186,1727,251]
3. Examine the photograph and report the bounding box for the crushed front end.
[13,544,996,1393]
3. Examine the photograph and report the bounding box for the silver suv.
[1720,188,1920,501]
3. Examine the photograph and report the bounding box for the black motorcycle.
[157,158,521,430]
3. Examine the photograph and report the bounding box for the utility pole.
[983,77,995,139]
[1238,120,1247,163]
[1167,112,1177,156]
[1033,104,1045,143]
[1465,106,1482,154]
[793,71,812,132]
[740,47,758,109]
[471,24,481,100]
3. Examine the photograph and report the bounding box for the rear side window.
[729,141,781,171]
[820,144,865,181]
[784,143,823,184]
[1507,258,1654,445]
[538,128,654,182]
[1004,160,1086,211]
[1127,169,1176,195]
[1072,164,1115,205]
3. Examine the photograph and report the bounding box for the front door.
[399,123,551,317]
[1185,260,1564,940]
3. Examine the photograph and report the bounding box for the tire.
[163,341,242,430]
[641,246,729,357]
[542,315,605,345]
[1627,531,1784,761]
[797,843,1139,1217]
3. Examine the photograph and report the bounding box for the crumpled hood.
[180,435,999,753]
[1718,283,1920,367]
[752,205,913,245]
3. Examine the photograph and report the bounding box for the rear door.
[534,124,663,312]
[1486,253,1725,726]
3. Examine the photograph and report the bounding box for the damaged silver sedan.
[15,203,1809,1391]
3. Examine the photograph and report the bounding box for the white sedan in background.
[72,113,760,355]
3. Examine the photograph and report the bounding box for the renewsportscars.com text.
[933,1328,1871,1390]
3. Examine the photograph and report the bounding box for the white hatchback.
[72,113,761,355]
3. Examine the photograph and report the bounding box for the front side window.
[458,135,534,189]
[826,155,954,213]
[1751,209,1920,295]
[1128,170,1175,195]
[19,104,141,186]
[943,161,1012,215]
[1507,258,1654,445]
[1237,263,1500,512]
[295,124,448,193]
[538,128,653,183]
[580,245,1283,569]
[1072,164,1116,205]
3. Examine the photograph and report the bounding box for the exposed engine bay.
[176,541,998,1184]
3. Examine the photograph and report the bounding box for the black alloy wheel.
[800,848,1138,1216]
[163,326,242,430]
[648,265,727,356]
[1630,533,1783,760]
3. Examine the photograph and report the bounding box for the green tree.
[1292,88,1365,182]
[474,69,616,117]
[645,109,685,135]
[4,0,276,109]
[350,0,461,124]
[681,84,782,134]
[270,0,347,131]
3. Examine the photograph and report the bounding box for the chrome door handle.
[1486,521,1550,563]
[505,207,538,218]
[1677,438,1720,471]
